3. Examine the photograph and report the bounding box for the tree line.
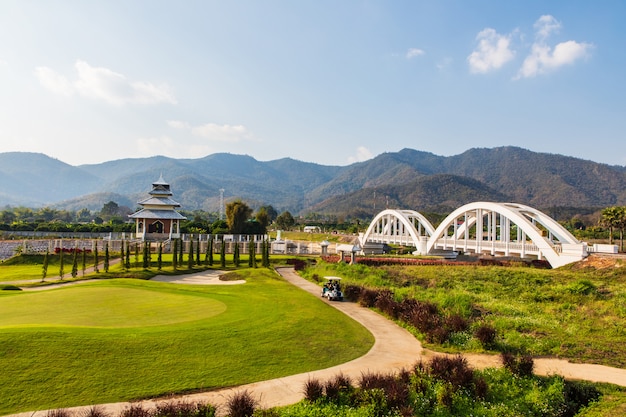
[0,200,299,235]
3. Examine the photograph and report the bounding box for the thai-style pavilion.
[129,175,186,240]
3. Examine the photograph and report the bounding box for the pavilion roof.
[128,209,187,220]
[137,196,181,207]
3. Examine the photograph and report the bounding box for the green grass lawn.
[0,270,374,415]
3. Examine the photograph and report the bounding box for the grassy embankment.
[0,265,373,415]
[301,259,626,367]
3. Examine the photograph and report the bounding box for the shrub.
[567,279,597,296]
[428,355,475,390]
[517,355,535,377]
[561,380,602,417]
[342,284,363,302]
[374,289,400,319]
[333,372,353,392]
[324,378,340,401]
[475,324,497,348]
[120,405,150,417]
[445,314,469,332]
[303,377,324,402]
[358,288,379,308]
[225,390,256,417]
[79,406,110,417]
[45,409,71,417]
[358,371,388,390]
[501,352,535,377]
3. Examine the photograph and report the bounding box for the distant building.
[128,175,186,240]
[303,226,321,233]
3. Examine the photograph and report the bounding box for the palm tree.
[600,206,626,249]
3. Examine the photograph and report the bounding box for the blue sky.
[1,1,624,167]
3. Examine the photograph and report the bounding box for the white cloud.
[467,28,515,73]
[191,123,249,142]
[35,60,176,105]
[406,48,425,59]
[515,15,592,79]
[347,146,374,163]
[535,15,561,40]
[136,136,212,159]
[169,120,254,143]
[34,66,74,96]
[167,120,191,129]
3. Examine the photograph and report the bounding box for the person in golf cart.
[321,276,343,301]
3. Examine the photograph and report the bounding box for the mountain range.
[1,147,624,218]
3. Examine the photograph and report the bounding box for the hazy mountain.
[1,147,624,217]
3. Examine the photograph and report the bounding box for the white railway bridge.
[359,202,589,268]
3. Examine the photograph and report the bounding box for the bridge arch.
[359,209,435,253]
[427,202,586,268]
[360,203,588,268]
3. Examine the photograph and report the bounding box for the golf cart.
[321,276,343,301]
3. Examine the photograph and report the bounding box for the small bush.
[501,352,534,377]
[342,284,362,302]
[561,380,602,417]
[517,355,534,377]
[333,372,353,392]
[303,377,324,402]
[120,405,150,417]
[79,406,110,417]
[225,390,256,417]
[324,378,340,401]
[475,324,497,348]
[374,289,400,319]
[45,409,71,417]
[567,279,597,296]
[446,314,469,332]
[358,288,379,308]
[474,375,488,399]
[428,355,475,390]
[358,371,388,390]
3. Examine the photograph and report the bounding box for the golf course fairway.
[0,270,374,415]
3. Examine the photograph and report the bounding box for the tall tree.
[255,207,270,233]
[248,240,254,267]
[188,239,194,270]
[42,249,49,282]
[220,238,226,268]
[143,242,150,269]
[104,242,110,273]
[196,238,201,265]
[125,241,131,270]
[226,200,253,234]
[81,247,87,276]
[276,211,295,230]
[178,239,184,264]
[93,244,99,273]
[59,249,65,279]
[233,241,240,267]
[262,239,270,267]
[208,237,214,266]
[71,246,78,278]
[259,205,278,223]
[157,242,163,270]
[120,240,125,271]
[600,206,625,246]
[172,238,178,270]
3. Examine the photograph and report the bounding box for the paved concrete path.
[4,267,626,417]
